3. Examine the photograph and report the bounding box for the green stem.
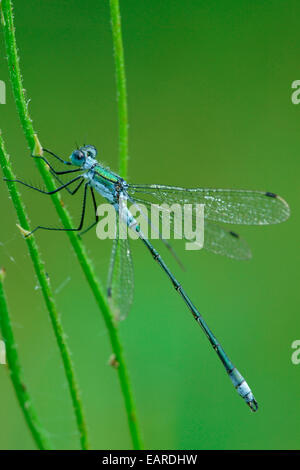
[0,132,90,450]
[0,267,52,449]
[1,0,142,449]
[109,0,129,178]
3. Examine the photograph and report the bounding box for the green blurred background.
[0,0,299,450]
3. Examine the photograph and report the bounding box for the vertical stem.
[1,0,142,449]
[109,0,129,179]
[0,268,52,450]
[0,132,90,450]
[109,2,143,448]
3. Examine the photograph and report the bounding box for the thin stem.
[0,132,90,450]
[1,0,142,449]
[109,0,129,179]
[0,267,52,449]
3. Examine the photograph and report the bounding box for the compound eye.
[73,150,84,160]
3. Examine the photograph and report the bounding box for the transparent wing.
[107,220,134,321]
[204,221,251,260]
[130,197,251,260]
[127,184,290,225]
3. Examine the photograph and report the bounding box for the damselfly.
[6,145,290,412]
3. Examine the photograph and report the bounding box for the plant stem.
[109,0,129,178]
[0,268,52,450]
[0,132,90,450]
[1,0,142,449]
[109,3,142,448]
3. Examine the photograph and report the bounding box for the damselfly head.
[70,145,97,166]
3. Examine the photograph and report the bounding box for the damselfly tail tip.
[247,398,258,412]
[229,368,258,412]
